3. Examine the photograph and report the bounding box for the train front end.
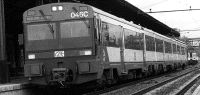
[23,3,100,85]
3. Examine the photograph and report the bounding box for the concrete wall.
[0,0,8,83]
[0,0,5,61]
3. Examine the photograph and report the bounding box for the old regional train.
[23,3,187,86]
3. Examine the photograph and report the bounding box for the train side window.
[155,38,163,52]
[145,35,155,51]
[183,47,186,55]
[139,33,144,50]
[177,45,180,54]
[102,22,121,47]
[124,29,135,49]
[164,41,172,53]
[124,28,143,50]
[181,47,185,55]
[172,44,177,54]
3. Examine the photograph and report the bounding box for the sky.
[125,0,200,38]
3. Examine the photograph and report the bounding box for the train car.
[23,2,187,86]
[188,52,198,65]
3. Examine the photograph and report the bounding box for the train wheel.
[174,63,177,70]
[133,71,137,79]
[107,78,117,85]
[96,74,107,88]
[148,65,152,76]
[128,71,136,79]
[161,65,164,73]
[65,70,73,82]
[136,70,143,79]
[158,65,163,74]
[107,75,118,85]
[166,65,172,72]
[178,63,181,68]
[182,64,185,70]
[151,65,156,75]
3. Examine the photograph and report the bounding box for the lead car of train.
[23,2,187,86]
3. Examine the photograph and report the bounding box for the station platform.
[0,76,34,95]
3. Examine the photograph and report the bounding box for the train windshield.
[59,19,93,49]
[27,23,56,41]
[25,19,93,51]
[60,20,90,38]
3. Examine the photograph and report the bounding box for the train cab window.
[164,42,172,53]
[60,20,90,38]
[27,23,56,41]
[145,35,155,51]
[172,44,177,54]
[124,29,143,50]
[102,22,121,47]
[155,38,163,52]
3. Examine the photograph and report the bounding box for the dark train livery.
[23,3,187,85]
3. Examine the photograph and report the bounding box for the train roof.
[81,0,180,37]
[91,6,186,47]
[23,2,186,47]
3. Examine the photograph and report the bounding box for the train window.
[60,20,90,38]
[145,35,155,51]
[155,38,163,52]
[181,47,185,55]
[124,28,143,50]
[102,22,121,47]
[27,23,56,41]
[164,41,172,53]
[177,45,180,54]
[172,44,177,54]
[184,47,186,55]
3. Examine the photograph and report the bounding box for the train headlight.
[52,6,57,11]
[80,50,92,55]
[52,6,63,11]
[28,54,35,59]
[58,6,63,11]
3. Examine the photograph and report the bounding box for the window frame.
[145,35,155,51]
[102,22,122,47]
[155,38,164,52]
[124,28,144,50]
[26,22,57,41]
[60,19,91,39]
[164,41,172,53]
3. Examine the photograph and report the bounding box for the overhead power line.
[181,29,200,32]
[146,8,200,13]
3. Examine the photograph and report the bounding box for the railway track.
[175,72,200,95]
[84,65,200,95]
[133,68,200,95]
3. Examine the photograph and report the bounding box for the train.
[23,2,188,86]
[188,52,199,65]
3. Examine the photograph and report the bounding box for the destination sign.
[70,11,89,18]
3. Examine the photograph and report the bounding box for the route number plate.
[54,51,64,57]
